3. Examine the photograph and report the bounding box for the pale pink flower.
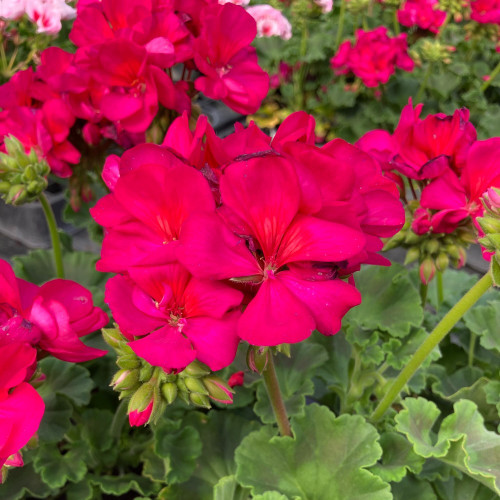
[246,5,292,40]
[25,0,76,34]
[0,0,26,19]
[219,0,250,5]
[314,0,333,13]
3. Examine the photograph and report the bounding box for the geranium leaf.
[37,394,73,442]
[213,475,250,500]
[34,446,87,489]
[391,475,437,500]
[434,474,499,500]
[0,462,54,500]
[370,431,425,483]
[66,479,93,500]
[254,343,328,424]
[396,398,500,494]
[235,404,391,499]
[38,357,94,406]
[154,421,202,484]
[464,301,500,353]
[88,474,158,497]
[345,264,423,338]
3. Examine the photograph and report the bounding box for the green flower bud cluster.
[419,39,455,64]
[383,205,473,282]
[346,0,371,15]
[464,21,499,44]
[477,188,500,262]
[0,136,50,205]
[103,327,234,424]
[382,0,403,8]
[438,0,468,21]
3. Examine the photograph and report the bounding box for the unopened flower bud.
[185,376,210,395]
[102,327,127,351]
[111,369,140,391]
[161,382,178,404]
[404,246,420,265]
[203,375,234,404]
[1,466,7,484]
[228,371,245,388]
[189,392,211,409]
[117,353,141,370]
[182,360,211,378]
[247,346,269,373]
[425,239,440,255]
[435,252,449,272]
[139,363,154,382]
[128,400,153,427]
[478,216,500,236]
[419,257,436,284]
[128,383,155,426]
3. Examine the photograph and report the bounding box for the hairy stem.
[39,192,65,279]
[262,354,292,437]
[371,272,493,421]
[481,59,500,92]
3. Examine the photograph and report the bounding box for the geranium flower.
[193,3,270,114]
[397,0,447,33]
[246,5,292,40]
[0,343,44,472]
[178,154,366,345]
[0,259,108,362]
[331,27,414,87]
[105,263,242,372]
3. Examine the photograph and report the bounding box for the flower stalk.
[39,193,65,279]
[262,353,292,437]
[371,271,493,421]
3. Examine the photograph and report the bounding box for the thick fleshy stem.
[262,354,292,437]
[481,60,500,92]
[371,271,492,421]
[39,192,65,279]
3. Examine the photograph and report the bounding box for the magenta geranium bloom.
[331,27,414,87]
[178,154,366,345]
[91,145,216,272]
[397,0,447,33]
[193,3,269,114]
[391,99,477,180]
[105,263,242,372]
[0,343,44,471]
[0,259,108,362]
[94,111,404,353]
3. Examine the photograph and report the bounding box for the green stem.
[262,354,292,437]
[436,270,444,308]
[335,0,347,50]
[481,59,500,92]
[415,63,433,102]
[371,271,492,421]
[39,193,65,279]
[393,10,400,35]
[420,282,428,307]
[468,332,477,368]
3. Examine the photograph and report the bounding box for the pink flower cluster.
[0,259,108,475]
[0,1,269,178]
[0,0,75,34]
[92,111,404,376]
[397,0,447,33]
[471,0,500,24]
[357,99,500,238]
[331,27,415,87]
[246,5,292,40]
